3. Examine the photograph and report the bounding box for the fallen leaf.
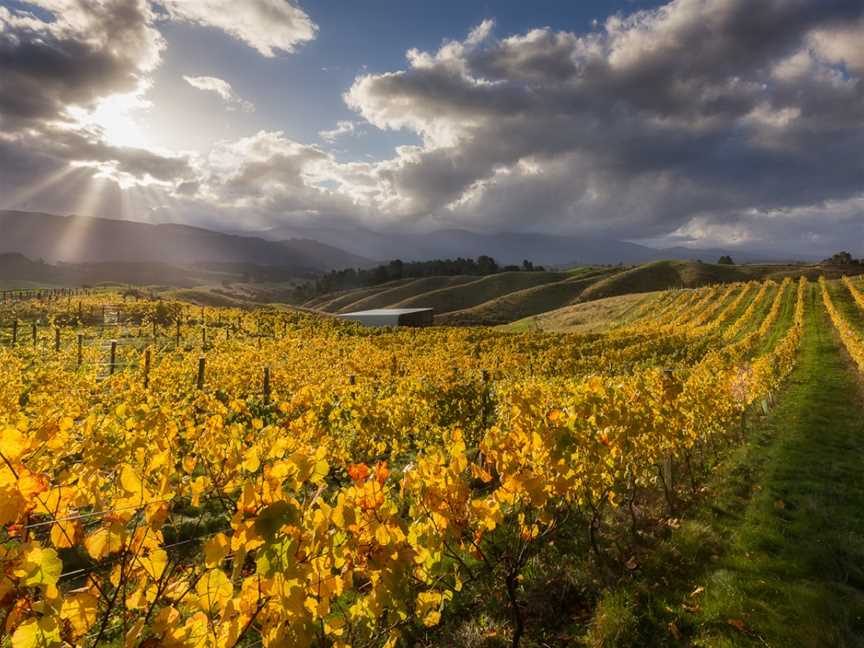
[727,619,748,633]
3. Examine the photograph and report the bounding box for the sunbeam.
[1,164,78,211]
[51,176,111,262]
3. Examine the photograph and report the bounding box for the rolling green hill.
[509,292,662,333]
[437,268,620,325]
[303,260,863,327]
[392,271,571,313]
[313,279,416,312]
[335,276,477,313]
[577,260,754,303]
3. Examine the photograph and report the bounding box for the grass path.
[617,284,864,648]
[682,284,864,646]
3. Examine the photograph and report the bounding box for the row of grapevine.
[821,277,864,372]
[0,281,807,647]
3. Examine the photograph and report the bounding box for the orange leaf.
[348,463,369,483]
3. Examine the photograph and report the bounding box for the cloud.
[808,18,864,75]
[2,0,863,259]
[319,120,356,142]
[332,0,864,254]
[183,75,255,112]
[0,0,164,126]
[185,130,358,219]
[159,0,317,57]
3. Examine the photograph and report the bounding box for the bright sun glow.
[68,93,152,149]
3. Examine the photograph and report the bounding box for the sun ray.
[51,175,111,262]
[1,164,78,210]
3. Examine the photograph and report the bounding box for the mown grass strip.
[589,284,864,647]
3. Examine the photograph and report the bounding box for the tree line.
[290,256,545,303]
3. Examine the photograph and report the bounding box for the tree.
[477,255,499,275]
[824,251,856,265]
[717,255,735,265]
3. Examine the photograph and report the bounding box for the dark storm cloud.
[0,0,163,125]
[342,0,864,252]
[1,0,862,255]
[0,0,193,199]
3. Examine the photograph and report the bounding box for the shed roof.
[339,308,433,317]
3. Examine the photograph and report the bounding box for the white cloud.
[809,18,864,75]
[334,1,864,251]
[318,120,356,142]
[183,75,254,112]
[159,0,317,57]
[3,0,864,259]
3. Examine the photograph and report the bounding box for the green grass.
[335,275,477,313]
[601,284,864,647]
[506,291,659,333]
[159,287,249,308]
[314,278,416,312]
[578,261,756,303]
[827,279,864,337]
[753,281,796,355]
[724,284,779,343]
[393,271,571,314]
[438,269,619,325]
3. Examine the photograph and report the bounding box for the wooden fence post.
[77,334,83,368]
[144,348,151,389]
[109,340,117,375]
[263,366,271,403]
[12,319,17,346]
[481,368,491,426]
[196,356,206,390]
[31,322,37,346]
[54,327,60,352]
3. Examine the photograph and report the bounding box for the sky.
[0,0,863,257]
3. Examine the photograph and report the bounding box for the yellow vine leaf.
[60,592,99,638]
[138,548,168,580]
[0,426,27,461]
[416,590,447,627]
[11,616,61,648]
[204,532,230,568]
[196,568,233,613]
[13,545,62,587]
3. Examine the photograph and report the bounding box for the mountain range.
[261,223,771,266]
[0,211,371,272]
[0,210,780,275]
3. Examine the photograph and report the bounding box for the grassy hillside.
[578,260,754,302]
[437,268,619,325]
[160,288,253,308]
[510,292,661,333]
[391,271,570,313]
[314,279,416,312]
[301,260,864,327]
[336,275,477,313]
